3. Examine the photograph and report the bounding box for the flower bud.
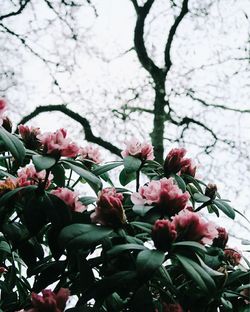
[205,183,217,200]
[18,125,42,150]
[91,188,126,227]
[164,148,186,175]
[2,116,12,133]
[0,267,7,274]
[224,248,242,266]
[152,219,177,252]
[212,227,228,249]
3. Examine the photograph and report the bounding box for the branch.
[124,106,154,114]
[0,0,31,21]
[188,92,250,114]
[130,0,139,12]
[132,0,163,80]
[17,105,122,157]
[179,116,218,141]
[164,0,188,70]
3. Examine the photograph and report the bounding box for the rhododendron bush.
[0,102,249,312]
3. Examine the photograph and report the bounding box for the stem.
[71,176,81,188]
[136,169,140,192]
[67,169,73,187]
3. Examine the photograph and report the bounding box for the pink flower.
[159,178,190,215]
[17,165,53,189]
[37,128,79,158]
[172,210,218,245]
[131,180,161,205]
[121,138,154,161]
[51,188,86,213]
[131,178,190,216]
[180,158,196,177]
[164,148,196,177]
[18,125,41,149]
[0,99,7,126]
[0,99,7,116]
[91,188,126,227]
[152,219,177,251]
[224,248,242,266]
[212,227,228,249]
[79,145,102,164]
[26,288,70,312]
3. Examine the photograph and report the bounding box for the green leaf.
[124,156,142,173]
[78,258,95,290]
[81,270,137,304]
[33,261,66,292]
[0,127,25,164]
[92,162,123,176]
[0,240,11,254]
[196,255,224,277]
[119,168,136,186]
[172,241,206,253]
[175,254,215,293]
[51,164,65,187]
[213,200,235,219]
[132,205,154,217]
[171,174,186,192]
[59,224,113,250]
[182,174,203,193]
[62,160,102,193]
[193,193,210,203]
[32,155,56,171]
[0,185,37,207]
[236,283,250,292]
[136,249,165,279]
[158,265,173,285]
[221,297,233,310]
[79,196,97,206]
[130,221,153,233]
[233,208,250,224]
[107,243,145,257]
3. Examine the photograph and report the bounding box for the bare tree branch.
[164,0,188,71]
[187,92,250,113]
[132,0,163,80]
[0,0,31,21]
[130,0,139,13]
[17,105,122,157]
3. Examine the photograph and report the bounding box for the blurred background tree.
[0,0,250,240]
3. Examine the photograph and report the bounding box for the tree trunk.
[150,80,166,164]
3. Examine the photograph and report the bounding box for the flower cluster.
[0,165,53,193]
[131,178,190,216]
[38,128,79,158]
[224,248,242,266]
[121,138,154,161]
[91,188,126,227]
[152,210,218,251]
[17,165,53,188]
[79,145,102,164]
[18,125,42,150]
[25,288,70,312]
[51,188,86,213]
[164,148,196,177]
